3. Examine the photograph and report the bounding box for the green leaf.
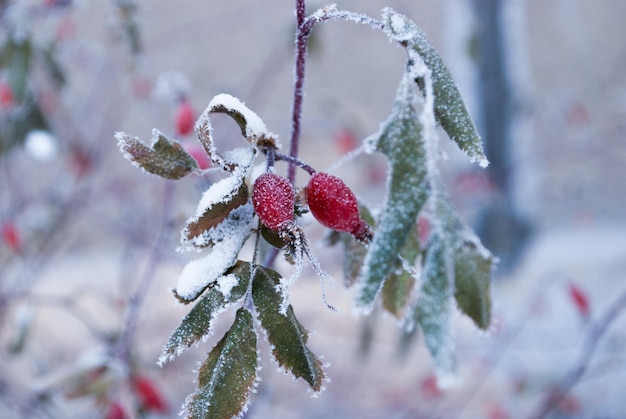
[185,308,258,419]
[453,238,493,330]
[1,36,32,104]
[411,234,457,384]
[382,8,488,167]
[159,261,251,365]
[356,79,429,310]
[183,182,250,249]
[116,129,198,179]
[251,266,326,392]
[381,222,420,318]
[432,184,494,330]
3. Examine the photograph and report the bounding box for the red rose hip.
[175,98,195,136]
[252,172,296,231]
[306,172,371,242]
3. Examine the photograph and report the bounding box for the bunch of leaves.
[115,6,494,418]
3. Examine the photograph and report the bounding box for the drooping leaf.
[174,202,255,302]
[159,261,251,365]
[356,77,429,311]
[251,266,326,392]
[196,93,277,171]
[381,222,420,318]
[382,8,488,168]
[453,238,493,329]
[182,181,250,249]
[434,186,494,330]
[185,308,258,419]
[115,129,198,179]
[409,234,457,386]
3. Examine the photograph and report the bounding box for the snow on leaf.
[409,233,458,386]
[158,261,251,365]
[382,8,488,168]
[196,94,278,171]
[251,266,326,392]
[184,308,258,419]
[174,202,255,302]
[355,78,429,311]
[181,180,250,250]
[115,129,198,179]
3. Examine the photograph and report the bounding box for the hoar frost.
[175,202,255,300]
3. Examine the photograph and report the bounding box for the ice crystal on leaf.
[114,6,496,415]
[159,262,251,365]
[174,202,254,303]
[382,8,489,168]
[184,308,259,419]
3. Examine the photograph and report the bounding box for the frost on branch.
[115,129,198,179]
[184,308,259,419]
[174,202,255,303]
[252,266,326,392]
[382,8,489,168]
[159,261,251,365]
[355,75,429,311]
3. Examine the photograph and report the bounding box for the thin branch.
[115,180,174,370]
[529,287,626,419]
[288,4,383,185]
[288,0,308,184]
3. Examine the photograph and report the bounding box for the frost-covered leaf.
[382,8,488,167]
[381,223,420,318]
[453,237,493,330]
[196,93,278,171]
[433,186,493,330]
[356,79,429,311]
[185,308,258,419]
[174,202,255,302]
[408,234,457,386]
[182,181,250,249]
[251,266,326,392]
[115,129,198,180]
[159,261,251,365]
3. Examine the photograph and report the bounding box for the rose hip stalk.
[306,172,372,242]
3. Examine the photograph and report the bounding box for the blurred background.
[1,0,625,417]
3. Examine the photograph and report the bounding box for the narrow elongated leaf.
[251,266,325,392]
[356,79,429,310]
[382,222,420,318]
[453,238,493,329]
[185,308,258,419]
[433,186,494,330]
[413,234,457,386]
[159,261,251,365]
[116,129,198,179]
[382,8,488,167]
